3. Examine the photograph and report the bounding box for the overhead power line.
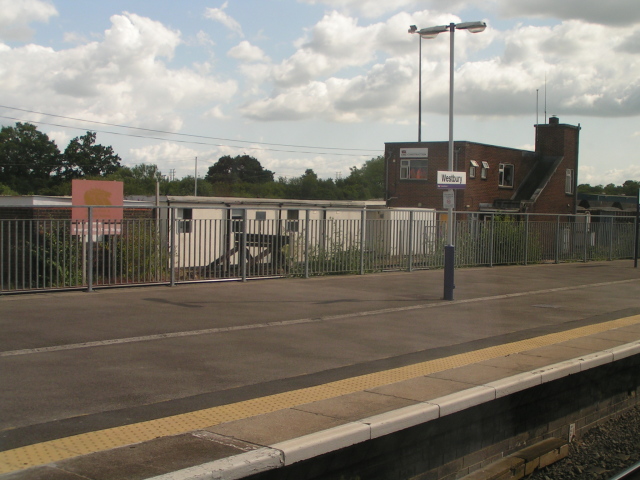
[0,105,380,155]
[0,114,381,159]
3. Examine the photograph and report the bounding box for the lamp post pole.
[444,23,456,300]
[408,25,422,142]
[416,20,486,300]
[419,35,422,142]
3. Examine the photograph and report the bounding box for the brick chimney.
[535,116,580,158]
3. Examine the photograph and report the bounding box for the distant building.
[385,116,581,214]
[578,193,637,218]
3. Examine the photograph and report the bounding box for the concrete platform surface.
[0,260,639,479]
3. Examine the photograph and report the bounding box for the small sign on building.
[400,147,428,158]
[437,171,466,189]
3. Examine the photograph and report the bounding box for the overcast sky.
[1,0,639,186]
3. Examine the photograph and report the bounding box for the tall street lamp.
[408,25,422,142]
[418,20,486,300]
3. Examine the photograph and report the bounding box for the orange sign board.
[71,180,124,235]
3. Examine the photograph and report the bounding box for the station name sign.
[437,171,466,189]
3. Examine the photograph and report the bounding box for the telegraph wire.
[0,105,380,154]
[0,114,379,159]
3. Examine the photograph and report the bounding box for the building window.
[286,210,299,232]
[565,169,574,194]
[231,209,244,233]
[498,163,514,187]
[400,159,428,180]
[469,160,479,179]
[255,211,266,221]
[177,208,192,233]
[481,161,490,180]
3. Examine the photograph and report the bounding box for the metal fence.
[1,207,637,294]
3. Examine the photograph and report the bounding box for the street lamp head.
[455,21,487,33]
[418,25,449,39]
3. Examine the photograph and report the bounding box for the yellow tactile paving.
[2,314,639,475]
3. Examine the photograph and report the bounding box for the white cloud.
[204,2,243,37]
[63,32,89,45]
[128,142,213,179]
[228,41,269,62]
[0,0,57,41]
[580,164,640,186]
[195,30,215,47]
[0,12,237,131]
[298,0,417,18]
[46,130,70,149]
[241,12,640,126]
[499,0,640,27]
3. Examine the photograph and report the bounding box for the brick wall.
[532,120,581,215]
[385,142,533,212]
[385,119,581,215]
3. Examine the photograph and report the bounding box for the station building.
[385,116,581,215]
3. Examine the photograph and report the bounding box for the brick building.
[385,116,581,214]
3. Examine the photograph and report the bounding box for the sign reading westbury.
[437,171,466,189]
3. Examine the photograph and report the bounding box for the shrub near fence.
[0,207,637,293]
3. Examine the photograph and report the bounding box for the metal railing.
[1,207,636,293]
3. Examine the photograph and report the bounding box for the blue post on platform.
[444,245,455,300]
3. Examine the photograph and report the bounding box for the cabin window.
[286,210,299,232]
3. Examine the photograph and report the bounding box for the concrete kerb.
[146,343,640,480]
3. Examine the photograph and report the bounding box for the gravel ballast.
[527,405,640,480]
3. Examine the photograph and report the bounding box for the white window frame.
[498,163,514,188]
[481,161,490,180]
[469,160,479,179]
[400,159,428,180]
[565,169,574,194]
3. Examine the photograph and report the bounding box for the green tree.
[621,180,640,197]
[577,184,604,194]
[0,122,62,194]
[61,131,121,179]
[205,155,274,184]
[106,164,164,196]
[340,156,384,200]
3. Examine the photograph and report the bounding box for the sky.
[0,0,639,186]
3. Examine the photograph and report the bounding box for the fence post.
[360,209,365,275]
[241,209,247,282]
[555,215,560,264]
[489,213,495,267]
[170,207,176,286]
[583,214,588,263]
[609,217,614,261]
[408,210,414,272]
[87,207,94,292]
[524,214,529,266]
[305,210,310,278]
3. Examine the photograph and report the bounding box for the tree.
[0,122,62,194]
[61,131,121,180]
[205,155,274,184]
[340,156,384,199]
[577,184,604,194]
[621,180,640,197]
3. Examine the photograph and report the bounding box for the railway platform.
[1,261,639,479]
